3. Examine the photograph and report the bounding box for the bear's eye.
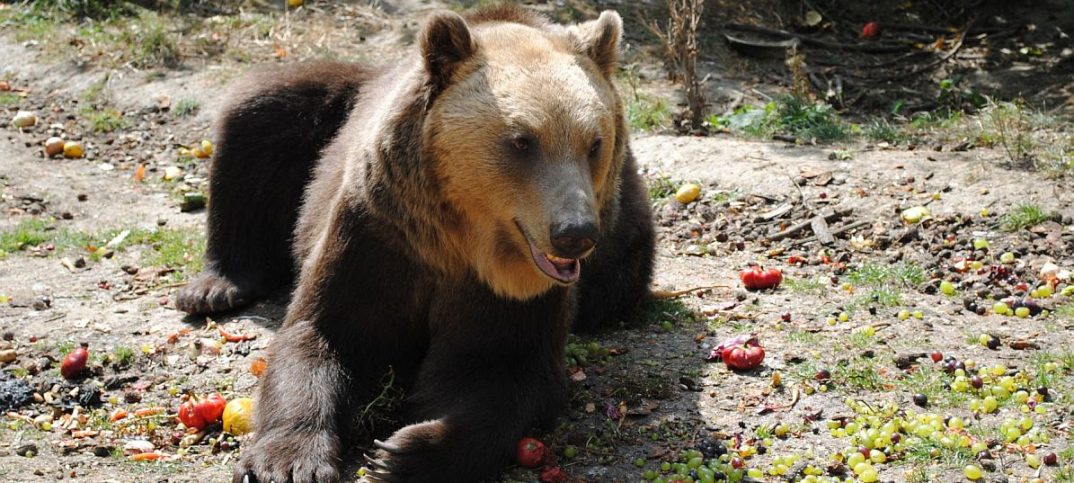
[511,136,531,153]
[589,138,603,156]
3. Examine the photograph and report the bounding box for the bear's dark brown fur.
[175,5,654,482]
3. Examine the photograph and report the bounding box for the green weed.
[1000,202,1050,232]
[847,262,924,288]
[833,360,886,392]
[0,218,53,254]
[646,175,677,201]
[637,298,696,327]
[713,96,847,142]
[782,276,827,296]
[864,118,907,144]
[84,108,129,133]
[896,365,966,408]
[0,93,21,107]
[627,95,671,131]
[172,98,199,117]
[120,11,180,68]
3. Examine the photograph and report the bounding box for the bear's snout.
[550,220,597,259]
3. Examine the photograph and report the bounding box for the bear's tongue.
[529,243,580,283]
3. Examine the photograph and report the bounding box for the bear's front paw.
[363,420,452,482]
[176,271,254,315]
[233,430,341,483]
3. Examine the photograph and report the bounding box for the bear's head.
[420,8,627,301]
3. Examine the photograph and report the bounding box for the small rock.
[0,349,16,363]
[93,446,114,457]
[31,296,51,311]
[15,443,37,457]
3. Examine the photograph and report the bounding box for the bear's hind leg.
[175,62,370,315]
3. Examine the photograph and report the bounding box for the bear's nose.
[550,221,597,259]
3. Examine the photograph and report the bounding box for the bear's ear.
[571,10,622,78]
[421,11,477,89]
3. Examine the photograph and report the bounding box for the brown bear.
[175,5,654,482]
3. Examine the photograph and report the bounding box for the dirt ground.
[1,1,1073,482]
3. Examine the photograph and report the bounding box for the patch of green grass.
[56,340,75,357]
[81,76,108,103]
[0,218,53,254]
[172,98,199,117]
[627,94,671,131]
[909,109,963,130]
[896,365,966,408]
[0,8,58,42]
[1057,304,1074,321]
[646,175,677,202]
[0,93,21,107]
[1055,447,1074,482]
[637,298,696,327]
[786,330,822,345]
[833,359,886,392]
[84,108,129,133]
[847,262,925,288]
[782,276,827,296]
[864,118,907,144]
[977,100,1035,166]
[1000,202,1050,232]
[0,221,203,275]
[119,11,180,68]
[714,96,847,142]
[123,227,205,276]
[776,96,848,142]
[113,346,135,366]
[845,286,904,315]
[847,329,874,349]
[900,438,973,467]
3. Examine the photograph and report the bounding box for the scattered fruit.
[861,21,880,39]
[674,183,701,204]
[63,141,84,159]
[178,393,227,430]
[722,340,765,371]
[739,266,782,290]
[12,110,36,127]
[163,166,183,181]
[44,137,64,157]
[516,437,546,469]
[900,206,929,224]
[222,398,254,436]
[60,343,89,379]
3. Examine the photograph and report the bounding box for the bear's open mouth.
[528,243,581,284]
[516,222,581,284]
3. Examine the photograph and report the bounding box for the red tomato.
[540,465,568,482]
[722,343,765,371]
[516,437,546,469]
[787,255,806,265]
[861,21,880,39]
[178,393,227,430]
[739,266,782,290]
[61,344,89,379]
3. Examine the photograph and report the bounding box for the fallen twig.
[724,23,912,53]
[768,208,852,242]
[859,24,970,82]
[651,285,732,299]
[791,219,871,246]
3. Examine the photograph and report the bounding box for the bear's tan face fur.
[426,14,623,301]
